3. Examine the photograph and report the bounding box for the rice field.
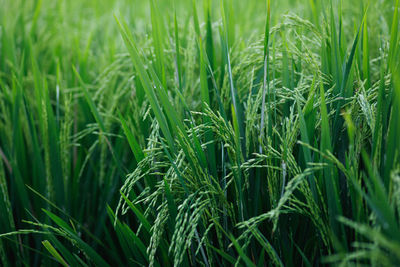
[0,0,400,266]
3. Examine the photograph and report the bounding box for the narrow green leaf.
[42,240,69,267]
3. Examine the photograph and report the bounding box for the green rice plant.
[0,0,399,266]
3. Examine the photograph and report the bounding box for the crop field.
[0,0,400,266]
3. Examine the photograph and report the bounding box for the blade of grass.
[42,240,68,267]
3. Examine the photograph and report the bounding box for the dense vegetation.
[1,0,400,266]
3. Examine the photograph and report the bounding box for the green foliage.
[0,0,399,266]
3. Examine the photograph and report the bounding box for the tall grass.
[0,0,399,266]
